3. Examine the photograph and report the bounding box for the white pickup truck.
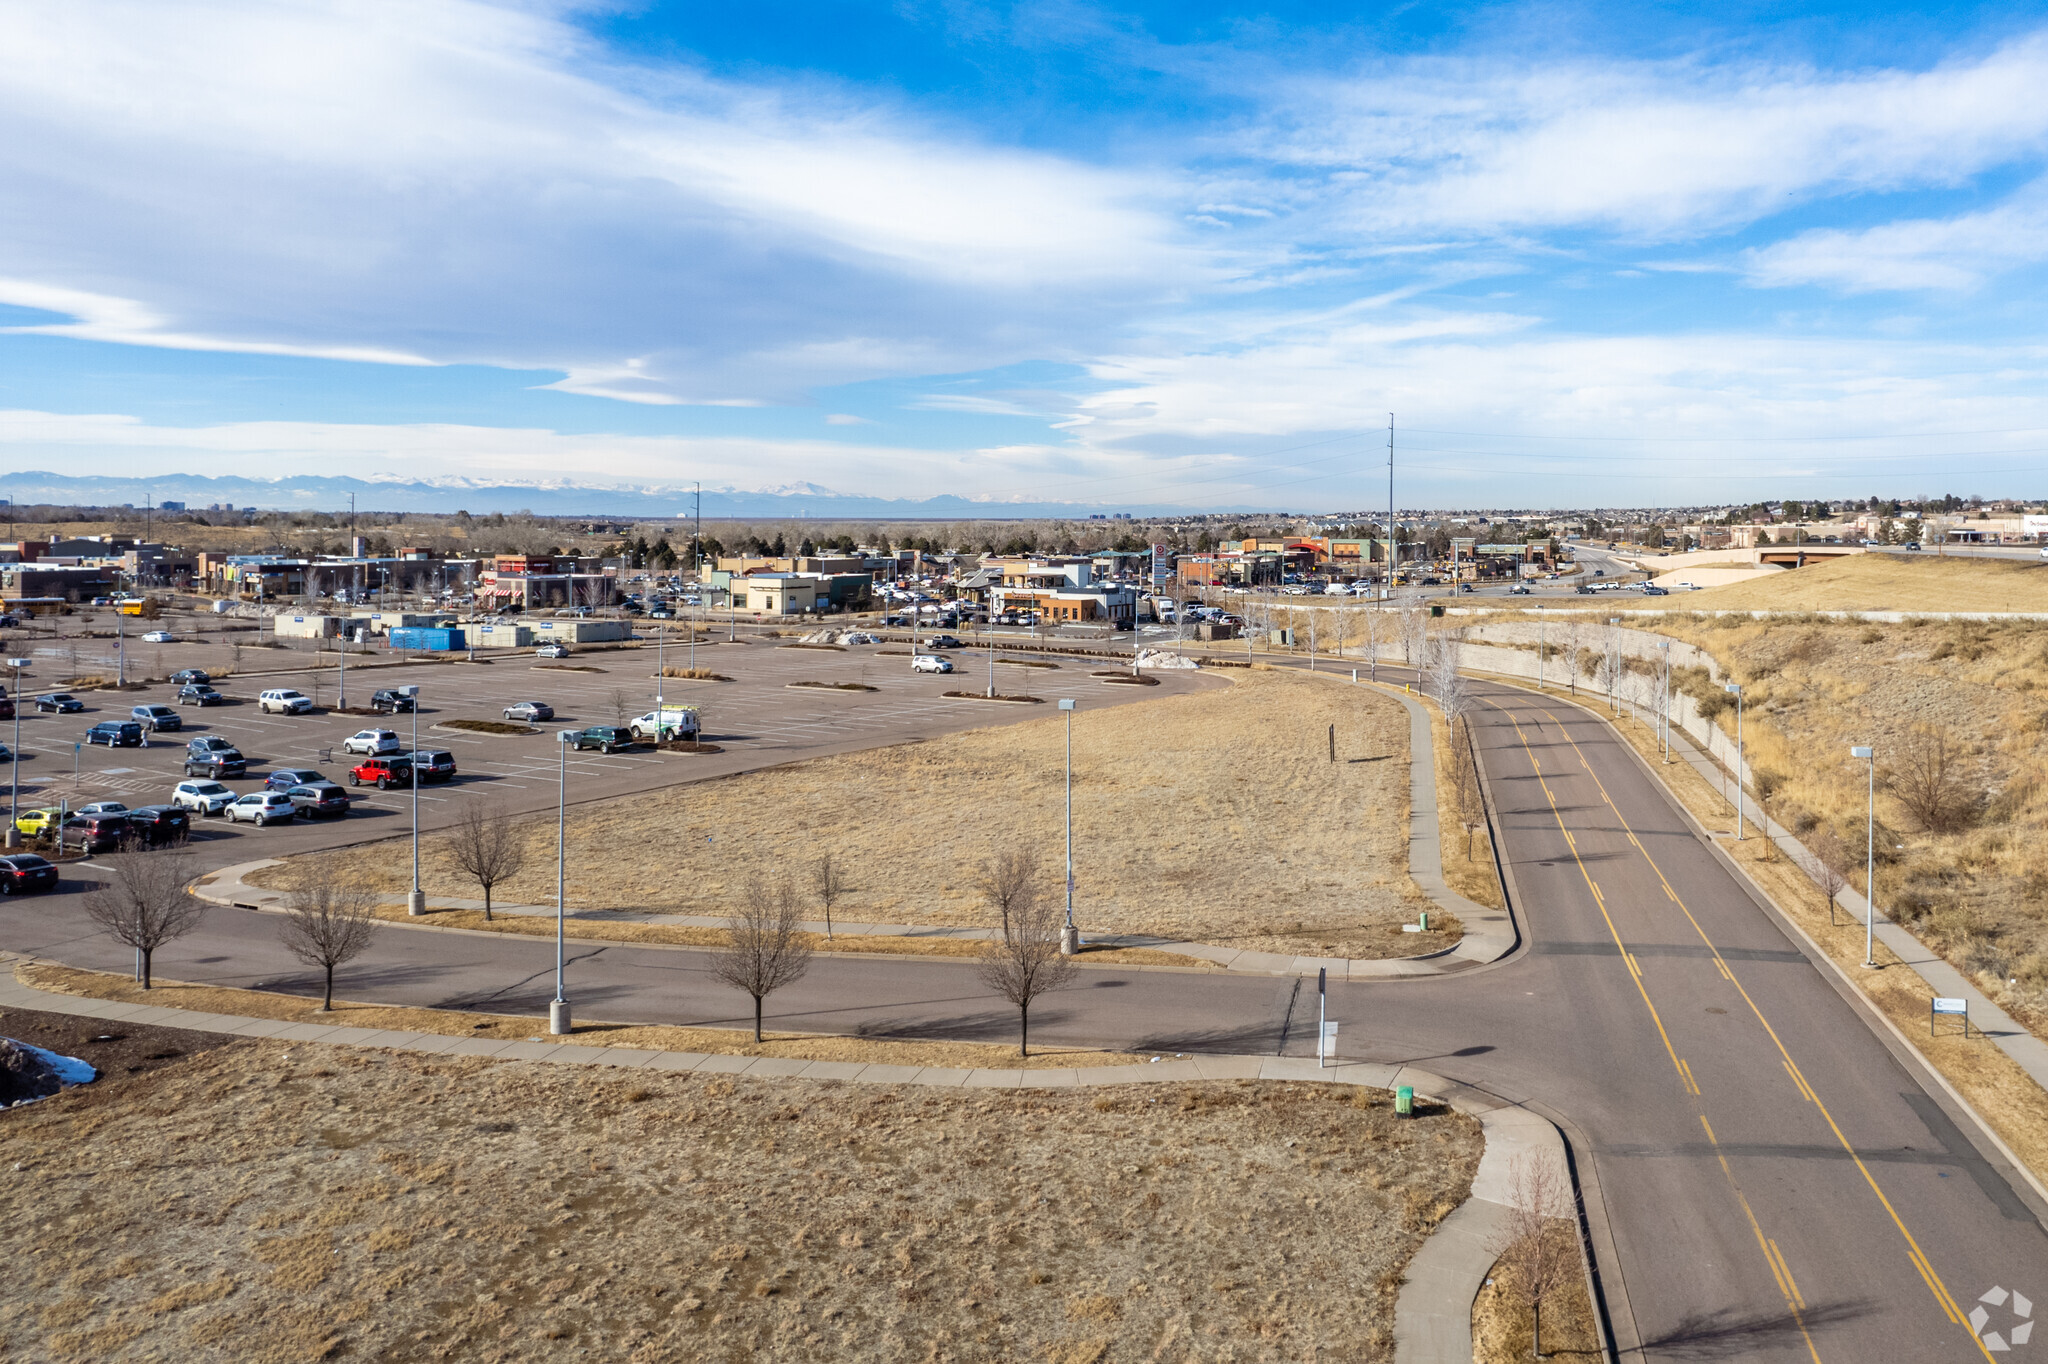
[629,706,701,742]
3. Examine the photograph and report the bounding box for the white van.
[629,706,700,742]
[259,688,314,715]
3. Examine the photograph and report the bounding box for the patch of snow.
[20,1043,96,1086]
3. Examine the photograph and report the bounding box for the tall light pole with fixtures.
[6,657,27,848]
[1724,682,1744,839]
[551,728,578,1032]
[1851,745,1876,968]
[1058,698,1078,956]
[1607,618,1621,714]
[404,685,424,913]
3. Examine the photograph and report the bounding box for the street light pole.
[1724,682,1744,839]
[405,686,424,913]
[1852,744,1876,968]
[1657,641,1672,761]
[656,624,665,714]
[1607,617,1620,714]
[6,658,26,848]
[1058,697,1078,956]
[552,728,577,1032]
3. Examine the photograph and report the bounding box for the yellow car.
[13,808,60,838]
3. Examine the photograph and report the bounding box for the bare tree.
[1428,635,1469,732]
[973,846,1042,939]
[1559,622,1584,696]
[608,687,634,727]
[447,801,528,921]
[1399,608,1431,670]
[712,874,815,1042]
[278,880,380,1010]
[1362,607,1386,681]
[1811,827,1851,925]
[1486,1151,1578,1360]
[1453,716,1487,860]
[83,849,204,989]
[976,891,1077,1058]
[813,852,845,940]
[1750,769,1785,860]
[1885,725,1976,834]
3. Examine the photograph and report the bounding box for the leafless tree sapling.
[1812,827,1851,925]
[1885,725,1977,834]
[278,880,380,1010]
[447,801,528,921]
[1485,1151,1579,1360]
[1429,636,1469,731]
[976,890,1077,1058]
[1454,717,1487,860]
[83,848,204,989]
[973,846,1042,940]
[712,875,815,1042]
[813,852,845,940]
[1559,622,1584,696]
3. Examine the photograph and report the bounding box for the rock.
[0,1039,63,1108]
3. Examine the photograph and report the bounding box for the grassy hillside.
[1682,552,2048,614]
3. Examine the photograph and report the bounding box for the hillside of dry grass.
[1680,552,2048,614]
[1647,615,2048,1033]
[0,1043,1479,1363]
[259,670,1438,959]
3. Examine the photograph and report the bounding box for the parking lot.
[2,615,1220,875]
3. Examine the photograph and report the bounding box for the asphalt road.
[3,659,2043,1360]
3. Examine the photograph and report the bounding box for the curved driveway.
[4,666,2044,1362]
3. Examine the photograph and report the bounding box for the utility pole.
[1387,413,1395,602]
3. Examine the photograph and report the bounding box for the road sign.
[1932,997,1967,1014]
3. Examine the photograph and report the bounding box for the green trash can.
[1395,1085,1414,1116]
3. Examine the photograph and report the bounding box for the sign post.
[1932,997,1970,1038]
[1316,968,1328,1067]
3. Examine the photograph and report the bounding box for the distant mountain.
[0,471,1191,519]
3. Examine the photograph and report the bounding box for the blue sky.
[2,0,2047,509]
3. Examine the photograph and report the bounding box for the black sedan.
[286,783,351,818]
[36,693,85,713]
[0,853,58,895]
[170,669,212,686]
[178,684,226,706]
[123,805,192,847]
[86,721,144,748]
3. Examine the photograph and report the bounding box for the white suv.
[259,689,314,715]
[910,654,953,674]
[227,791,296,825]
[172,780,236,816]
[343,729,401,756]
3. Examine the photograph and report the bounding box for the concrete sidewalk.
[0,956,1560,1364]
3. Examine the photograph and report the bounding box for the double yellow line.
[1491,696,1991,1363]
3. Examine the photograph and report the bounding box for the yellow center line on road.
[1530,700,1989,1357]
[1494,693,1823,1358]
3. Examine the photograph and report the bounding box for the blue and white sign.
[1932,997,1968,1015]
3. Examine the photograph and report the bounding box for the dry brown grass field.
[262,670,1440,959]
[0,1041,1480,1363]
[1679,551,2048,614]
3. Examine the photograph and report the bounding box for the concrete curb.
[0,956,1556,1363]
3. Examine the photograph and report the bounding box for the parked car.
[184,749,247,780]
[370,689,416,714]
[407,749,457,784]
[348,755,414,789]
[13,808,61,838]
[187,734,238,755]
[131,704,181,732]
[0,854,58,895]
[572,725,634,754]
[226,791,296,826]
[124,805,192,847]
[0,696,12,721]
[266,768,327,793]
[343,728,402,756]
[60,813,132,853]
[86,721,145,748]
[502,701,554,722]
[170,669,211,685]
[259,689,314,715]
[178,684,226,707]
[535,642,571,659]
[925,635,962,650]
[35,693,85,713]
[910,655,953,674]
[172,780,237,816]
[285,782,351,818]
[76,801,129,816]
[141,630,176,644]
[0,742,10,762]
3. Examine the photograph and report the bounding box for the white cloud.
[1252,34,2048,240]
[1739,182,2048,292]
[0,0,1196,404]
